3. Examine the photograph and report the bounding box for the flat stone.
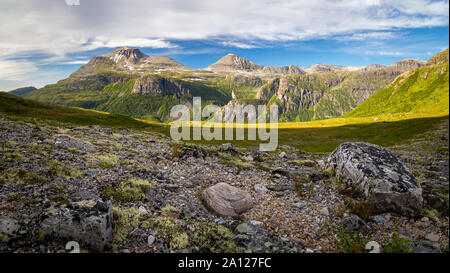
[0,216,20,237]
[201,183,253,217]
[425,233,440,242]
[373,213,391,225]
[254,183,268,194]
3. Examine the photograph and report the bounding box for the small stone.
[236,223,252,234]
[254,184,268,194]
[294,202,305,209]
[249,220,263,226]
[147,235,156,246]
[138,206,148,214]
[305,248,314,253]
[320,207,329,216]
[278,152,287,158]
[425,233,440,242]
[373,213,391,225]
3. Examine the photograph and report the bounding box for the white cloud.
[219,41,258,49]
[0,60,38,81]
[61,60,89,65]
[0,0,447,58]
[365,50,403,56]
[337,31,400,41]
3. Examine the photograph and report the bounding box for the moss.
[38,227,54,241]
[161,205,180,213]
[102,178,155,202]
[112,207,141,243]
[0,233,8,243]
[423,208,440,222]
[0,151,25,162]
[141,216,188,250]
[171,232,190,250]
[48,195,69,205]
[1,168,47,185]
[192,222,238,253]
[43,160,84,179]
[383,234,413,253]
[288,159,316,167]
[96,154,120,168]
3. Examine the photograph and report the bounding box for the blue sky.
[0,0,448,90]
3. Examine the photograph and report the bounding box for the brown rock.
[201,183,253,217]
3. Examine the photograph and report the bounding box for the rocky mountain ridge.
[20,47,446,123]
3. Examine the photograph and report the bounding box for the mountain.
[255,63,418,121]
[206,53,264,72]
[70,47,189,78]
[8,86,37,96]
[345,49,449,118]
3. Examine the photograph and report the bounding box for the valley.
[0,47,448,254]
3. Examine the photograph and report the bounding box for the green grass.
[346,61,449,117]
[177,115,447,153]
[0,92,166,132]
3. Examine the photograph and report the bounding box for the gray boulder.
[0,216,20,238]
[339,215,370,234]
[328,142,423,217]
[201,183,253,217]
[40,200,113,251]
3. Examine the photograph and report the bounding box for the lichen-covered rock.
[234,221,297,253]
[40,200,113,251]
[328,142,423,217]
[201,183,253,217]
[0,216,20,238]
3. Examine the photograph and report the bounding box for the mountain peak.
[207,54,263,72]
[105,47,147,64]
[391,58,425,70]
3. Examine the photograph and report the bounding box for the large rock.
[0,216,20,238]
[328,142,423,217]
[201,183,253,217]
[40,200,113,251]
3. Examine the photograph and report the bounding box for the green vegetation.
[325,223,370,253]
[96,154,120,168]
[112,207,141,243]
[0,92,165,131]
[383,234,413,253]
[346,62,449,117]
[41,160,84,178]
[102,178,155,202]
[0,168,47,185]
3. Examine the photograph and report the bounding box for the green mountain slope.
[345,49,449,118]
[8,86,37,96]
[20,46,437,122]
[0,92,162,130]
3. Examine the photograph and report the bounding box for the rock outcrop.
[327,142,423,217]
[132,75,192,96]
[40,200,113,251]
[201,183,253,217]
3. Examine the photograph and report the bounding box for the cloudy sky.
[0,0,448,90]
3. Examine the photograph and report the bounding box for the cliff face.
[132,75,192,96]
[254,67,410,121]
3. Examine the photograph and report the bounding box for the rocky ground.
[0,117,448,253]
